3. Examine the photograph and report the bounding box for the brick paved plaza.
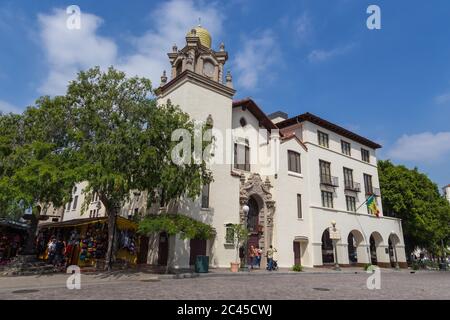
[0,269,448,300]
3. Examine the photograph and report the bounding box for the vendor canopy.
[39,216,138,230]
[0,219,29,231]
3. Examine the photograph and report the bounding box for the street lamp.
[242,204,250,271]
[330,220,341,271]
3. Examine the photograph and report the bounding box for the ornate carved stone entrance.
[239,173,275,268]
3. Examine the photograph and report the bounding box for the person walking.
[256,247,262,269]
[266,245,277,271]
[249,245,257,269]
[47,238,57,264]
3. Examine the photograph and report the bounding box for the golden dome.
[186,25,212,48]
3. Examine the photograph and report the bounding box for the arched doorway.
[158,232,169,266]
[321,229,334,264]
[246,196,260,264]
[369,232,383,265]
[388,233,401,268]
[348,233,357,265]
[347,230,365,265]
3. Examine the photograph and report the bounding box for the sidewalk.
[0,265,421,291]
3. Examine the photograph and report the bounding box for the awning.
[294,236,309,242]
[39,216,137,230]
[0,219,29,231]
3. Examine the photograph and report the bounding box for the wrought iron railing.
[320,174,339,187]
[344,181,361,192]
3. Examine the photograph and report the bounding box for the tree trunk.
[22,214,38,255]
[104,209,117,271]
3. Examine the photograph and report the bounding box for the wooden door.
[158,232,168,266]
[138,236,149,264]
[293,241,301,265]
[189,239,207,265]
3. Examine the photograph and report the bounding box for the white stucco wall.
[157,81,241,268]
[444,186,450,203]
[61,182,106,221]
[272,138,312,268]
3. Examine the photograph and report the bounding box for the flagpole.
[355,194,373,212]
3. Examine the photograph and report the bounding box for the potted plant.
[230,224,249,272]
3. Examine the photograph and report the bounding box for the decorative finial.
[226,70,233,89]
[172,44,177,53]
[219,42,225,52]
[160,70,167,86]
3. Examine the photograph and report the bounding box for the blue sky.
[0,0,449,188]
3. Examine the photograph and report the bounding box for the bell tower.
[158,25,233,88]
[156,24,236,124]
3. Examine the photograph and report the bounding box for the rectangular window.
[318,131,329,148]
[201,184,210,209]
[288,151,301,173]
[346,196,356,212]
[66,202,71,211]
[341,140,351,156]
[364,174,373,195]
[89,210,93,218]
[321,191,334,208]
[343,167,354,189]
[297,194,302,219]
[72,195,78,210]
[225,224,234,245]
[234,143,250,171]
[319,160,332,184]
[361,148,370,163]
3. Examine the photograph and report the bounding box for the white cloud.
[38,9,118,95]
[308,43,354,63]
[233,30,279,90]
[0,100,22,114]
[435,92,450,105]
[117,0,224,86]
[387,132,450,162]
[37,1,224,95]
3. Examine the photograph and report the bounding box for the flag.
[367,195,380,217]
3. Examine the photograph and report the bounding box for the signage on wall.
[329,227,341,240]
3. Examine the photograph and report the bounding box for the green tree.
[378,160,450,259]
[62,67,211,270]
[0,67,212,268]
[0,98,77,253]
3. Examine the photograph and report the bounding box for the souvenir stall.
[0,219,28,264]
[37,216,140,268]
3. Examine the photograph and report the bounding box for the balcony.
[344,181,361,192]
[366,187,381,197]
[320,174,339,187]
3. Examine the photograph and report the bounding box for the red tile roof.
[277,112,382,149]
[232,98,278,131]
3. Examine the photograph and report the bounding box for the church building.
[150,25,408,269]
